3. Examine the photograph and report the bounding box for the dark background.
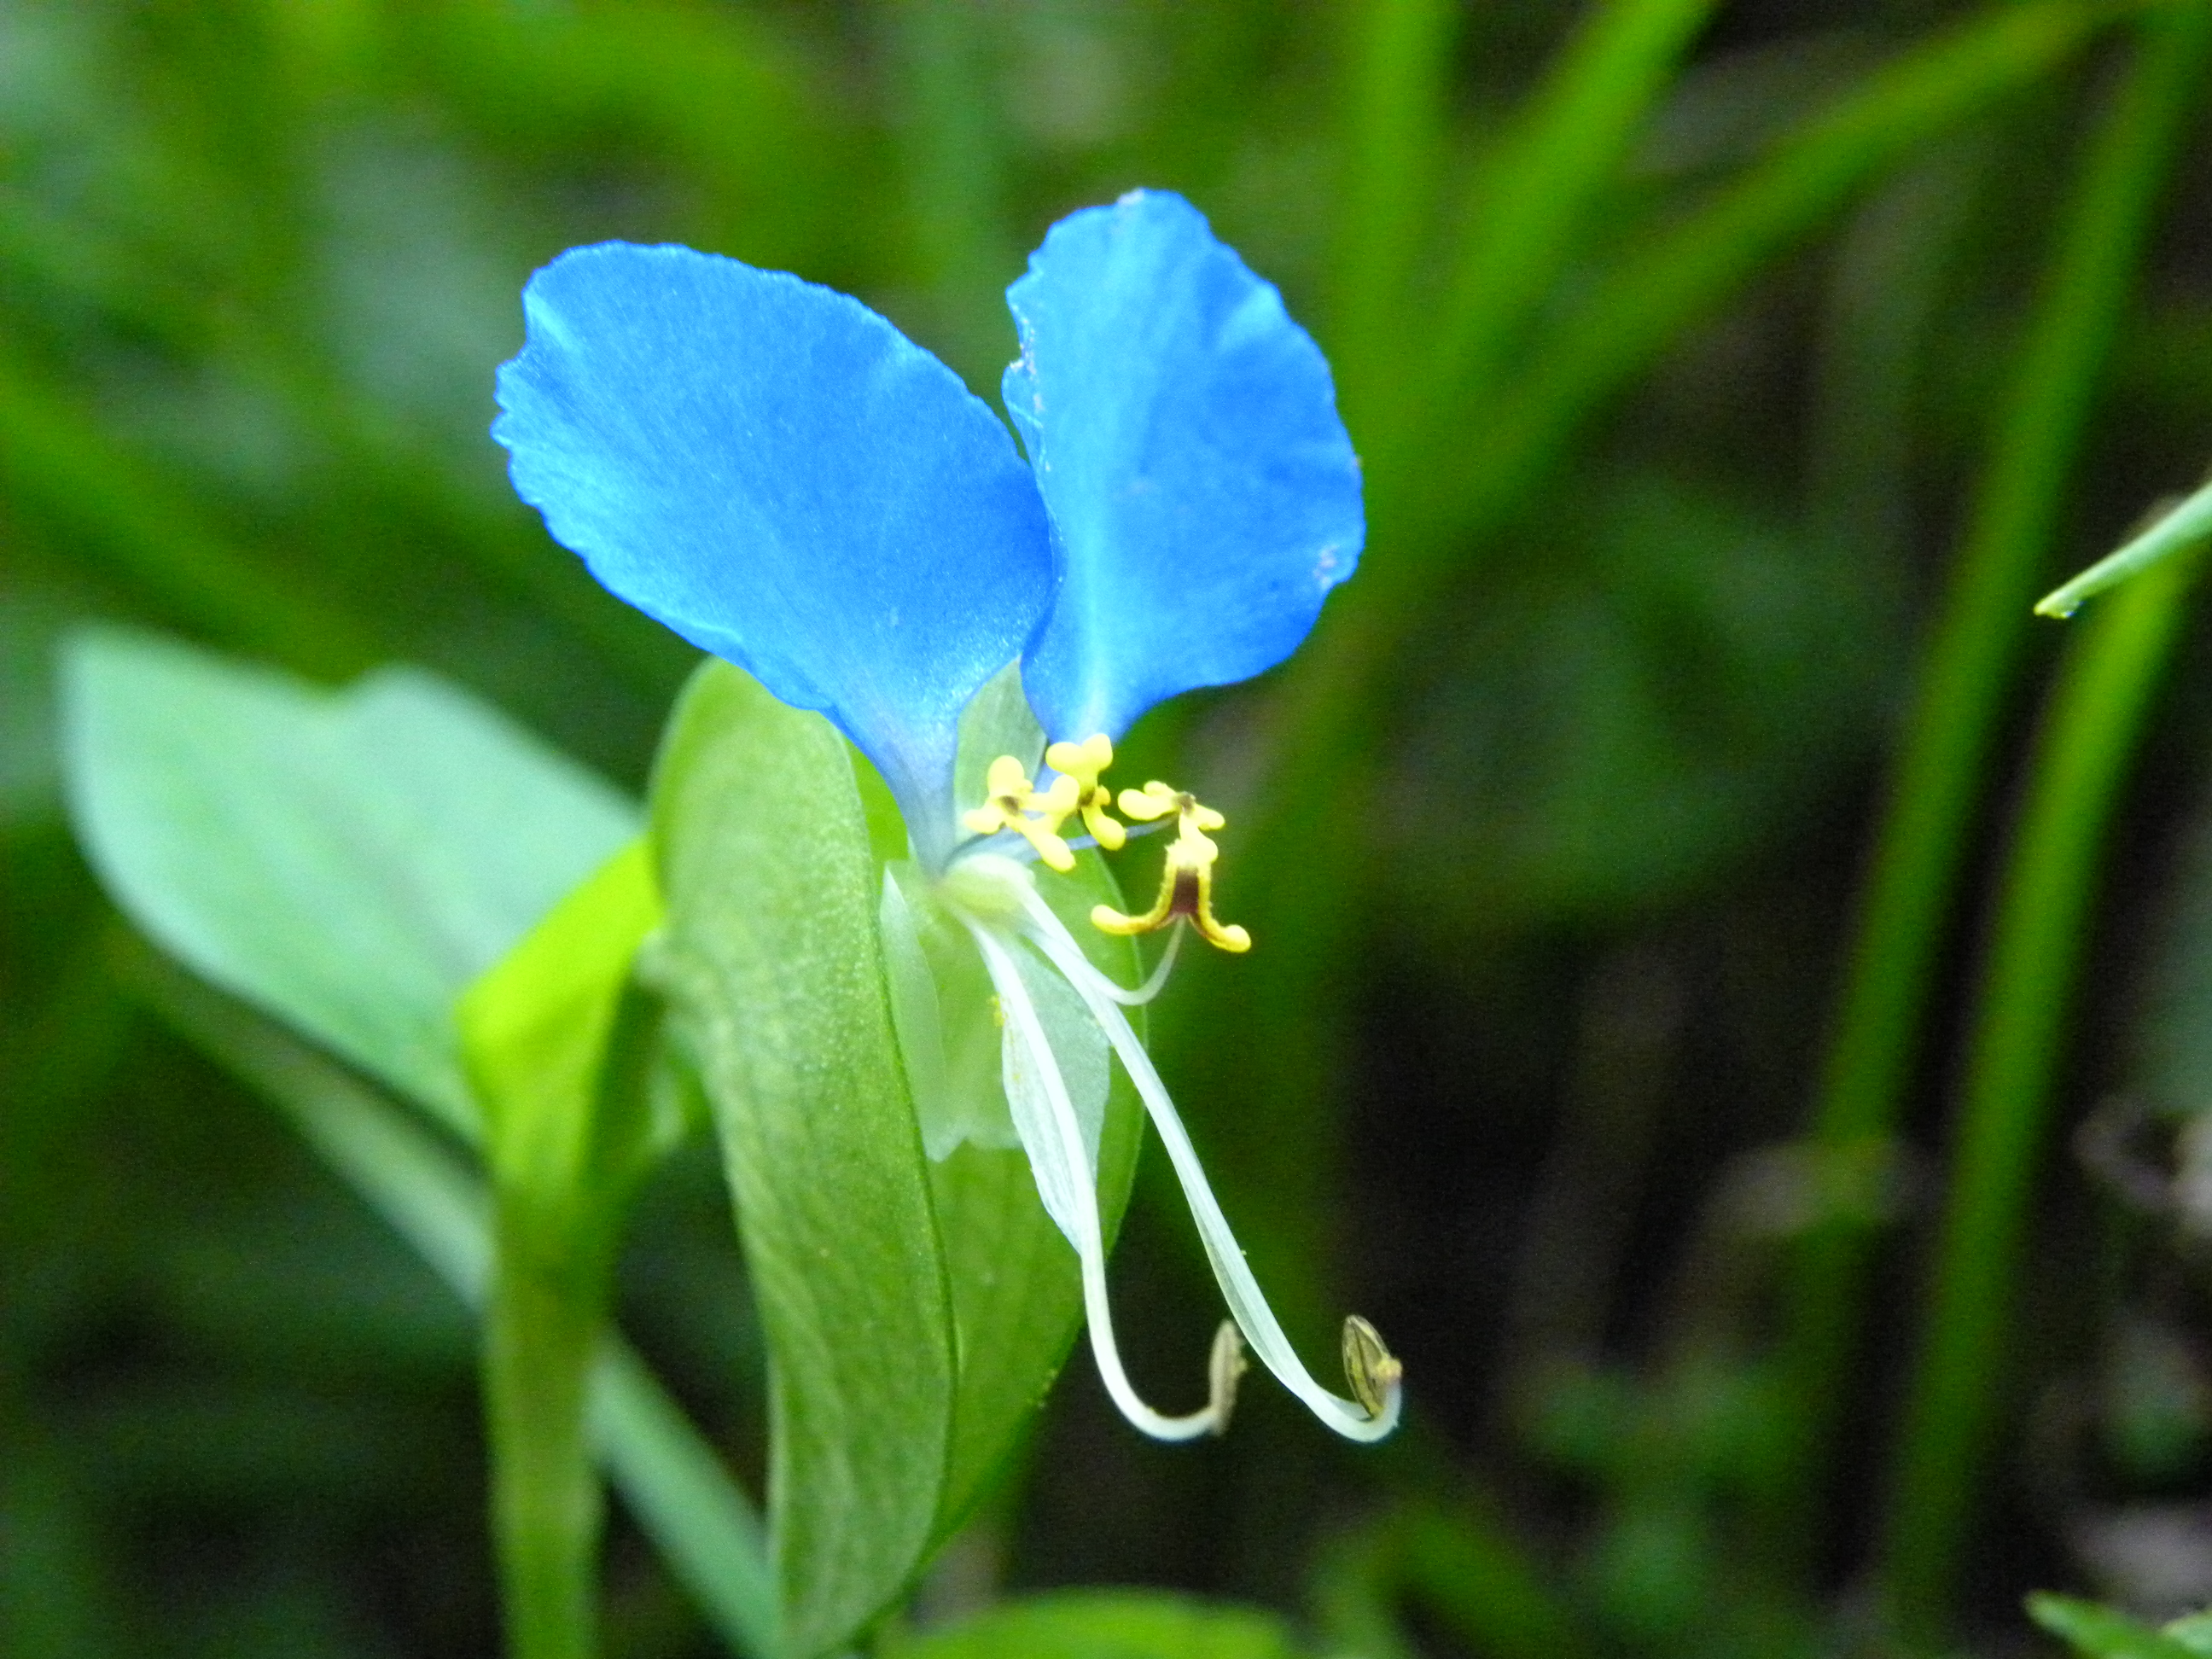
[9,3,2212,1654]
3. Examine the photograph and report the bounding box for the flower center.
[959,734,1250,952]
[925,733,1401,1446]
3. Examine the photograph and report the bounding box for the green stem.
[1773,0,2210,1559]
[480,958,667,1659]
[1876,546,2200,1636]
[134,953,778,1658]
[489,1208,613,1659]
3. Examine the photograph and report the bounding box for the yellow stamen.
[1044,733,1126,850]
[1117,779,1224,833]
[962,754,1076,870]
[1090,803,1250,953]
[963,741,1249,952]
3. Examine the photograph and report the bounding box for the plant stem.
[1771,0,2211,1565]
[135,954,779,1659]
[1877,546,2201,1636]
[489,1202,614,1659]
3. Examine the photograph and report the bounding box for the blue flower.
[493,189,1399,1443]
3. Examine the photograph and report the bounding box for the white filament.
[1014,897,1401,1442]
[1084,912,1182,1006]
[962,919,1227,1441]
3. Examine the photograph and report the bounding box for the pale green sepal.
[884,858,1110,1167]
[999,935,1111,1247]
[649,658,955,1659]
[882,864,1022,1161]
[880,867,952,1148]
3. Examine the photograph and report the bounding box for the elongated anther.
[1091,823,1250,952]
[1118,779,1224,832]
[1208,1319,1249,1435]
[1342,1316,1402,1420]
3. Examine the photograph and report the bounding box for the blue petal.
[494,242,1054,850]
[1004,191,1364,742]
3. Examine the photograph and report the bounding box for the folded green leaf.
[462,835,671,1214]
[61,627,637,1140]
[650,659,958,1657]
[650,660,1145,1655]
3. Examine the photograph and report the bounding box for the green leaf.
[649,659,957,1657]
[894,1591,1307,1659]
[2028,1593,2203,1659]
[2039,473,2212,618]
[61,627,637,1140]
[649,660,1146,1655]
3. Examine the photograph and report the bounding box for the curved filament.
[1016,905,1401,1442]
[963,921,1234,1441]
[1018,885,1182,1005]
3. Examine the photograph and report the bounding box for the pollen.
[1091,779,1250,952]
[963,754,1078,870]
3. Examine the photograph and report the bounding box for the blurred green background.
[12,1,2212,1654]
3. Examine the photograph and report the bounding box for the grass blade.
[1409,0,1720,434]
[1877,546,2203,1635]
[2039,472,2212,617]
[1777,1,2212,1568]
[1330,0,1460,430]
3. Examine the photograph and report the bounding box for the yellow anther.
[1116,779,1225,833]
[962,754,1077,871]
[1044,733,1126,851]
[1089,804,1251,953]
